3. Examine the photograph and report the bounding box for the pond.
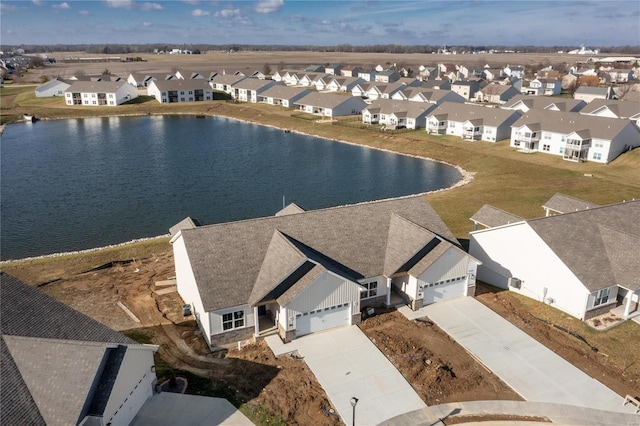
[0,115,461,260]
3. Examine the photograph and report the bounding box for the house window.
[544,133,551,140]
[594,141,604,148]
[513,140,520,147]
[360,281,378,299]
[594,288,610,307]
[222,310,245,330]
[561,135,566,142]
[448,122,455,128]
[543,144,550,151]
[593,152,602,160]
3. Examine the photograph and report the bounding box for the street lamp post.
[350,397,359,426]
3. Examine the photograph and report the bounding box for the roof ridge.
[530,198,639,223]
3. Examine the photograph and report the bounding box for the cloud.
[32,0,45,5]
[140,2,163,11]
[78,9,90,15]
[0,3,18,12]
[192,8,210,16]
[215,8,240,18]
[53,2,71,9]
[255,0,283,14]
[182,0,199,4]
[104,0,133,9]
[143,21,152,27]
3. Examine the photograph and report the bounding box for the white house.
[170,196,480,347]
[541,193,599,217]
[502,94,587,113]
[474,83,520,104]
[522,78,562,96]
[1,273,158,426]
[579,99,640,127]
[293,92,367,117]
[392,88,465,105]
[210,74,246,95]
[35,78,71,97]
[64,81,139,106]
[469,200,640,321]
[259,85,312,108]
[325,76,365,93]
[230,78,280,103]
[147,79,213,103]
[509,109,640,163]
[362,99,435,129]
[573,86,613,103]
[425,102,522,142]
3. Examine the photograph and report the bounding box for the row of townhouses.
[35,62,640,163]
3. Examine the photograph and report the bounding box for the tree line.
[4,44,639,55]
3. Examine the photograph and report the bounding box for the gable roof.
[0,273,136,426]
[260,85,311,100]
[65,80,130,93]
[364,99,433,119]
[502,94,586,112]
[527,200,640,292]
[579,99,640,119]
[35,78,71,93]
[231,78,278,91]
[294,92,366,110]
[426,102,521,126]
[471,205,524,228]
[543,193,599,215]
[511,109,636,140]
[149,79,211,91]
[176,195,458,311]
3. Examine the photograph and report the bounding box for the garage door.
[295,304,351,337]
[423,279,466,305]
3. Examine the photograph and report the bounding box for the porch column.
[254,306,259,336]
[624,289,634,318]
[386,278,391,306]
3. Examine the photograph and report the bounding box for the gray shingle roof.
[177,195,457,311]
[294,92,366,110]
[364,99,433,119]
[502,94,586,112]
[471,204,524,228]
[260,85,311,100]
[527,200,640,292]
[275,203,306,217]
[543,193,599,215]
[511,109,636,140]
[65,80,130,93]
[0,273,136,425]
[231,78,279,91]
[150,79,211,91]
[579,99,640,119]
[426,102,521,127]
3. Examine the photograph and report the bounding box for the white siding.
[602,123,640,162]
[172,234,212,344]
[470,222,589,319]
[287,271,360,316]
[392,275,419,300]
[103,346,157,426]
[209,304,254,334]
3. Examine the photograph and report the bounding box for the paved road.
[412,297,636,414]
[266,326,426,425]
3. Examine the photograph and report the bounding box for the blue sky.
[1,1,639,47]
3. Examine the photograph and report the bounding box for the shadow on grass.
[122,95,156,105]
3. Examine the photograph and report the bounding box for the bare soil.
[358,308,521,405]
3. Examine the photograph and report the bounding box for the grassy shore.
[1,85,639,282]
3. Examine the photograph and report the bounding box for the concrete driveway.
[266,326,426,425]
[411,297,636,414]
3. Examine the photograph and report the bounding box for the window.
[448,122,455,128]
[513,140,520,147]
[543,144,550,151]
[360,281,378,299]
[594,141,604,148]
[561,135,566,142]
[559,147,565,154]
[222,310,244,330]
[544,133,551,140]
[593,152,602,161]
[594,288,610,307]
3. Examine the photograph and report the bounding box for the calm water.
[1,115,461,260]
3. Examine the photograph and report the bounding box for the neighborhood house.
[170,196,480,348]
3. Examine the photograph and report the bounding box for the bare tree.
[263,63,272,76]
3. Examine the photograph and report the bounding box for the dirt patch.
[359,308,521,405]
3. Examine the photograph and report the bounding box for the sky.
[1,0,639,47]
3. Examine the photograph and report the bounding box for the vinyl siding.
[286,271,360,315]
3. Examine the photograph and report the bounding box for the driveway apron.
[420,297,635,414]
[266,326,426,425]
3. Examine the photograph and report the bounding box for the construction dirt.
[29,248,638,424]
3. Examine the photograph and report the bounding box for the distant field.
[20,50,637,82]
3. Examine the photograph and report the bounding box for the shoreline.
[0,234,170,265]
[1,110,473,264]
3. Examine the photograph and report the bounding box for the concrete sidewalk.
[266,326,426,425]
[402,297,636,414]
[379,400,640,426]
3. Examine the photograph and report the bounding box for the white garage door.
[423,279,466,305]
[295,304,351,337]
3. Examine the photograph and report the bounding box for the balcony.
[563,139,591,162]
[463,128,482,140]
[517,132,539,143]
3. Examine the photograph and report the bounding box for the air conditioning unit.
[508,277,522,289]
